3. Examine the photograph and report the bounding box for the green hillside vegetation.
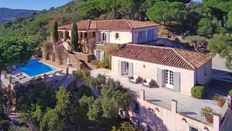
[0,0,231,69]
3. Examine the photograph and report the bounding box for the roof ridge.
[172,48,196,69]
[125,19,133,29]
[128,43,173,50]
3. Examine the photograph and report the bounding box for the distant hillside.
[0,8,36,23]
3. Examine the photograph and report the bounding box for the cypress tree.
[71,22,79,51]
[52,21,59,42]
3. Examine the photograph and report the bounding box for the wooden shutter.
[174,72,180,92]
[94,49,97,59]
[128,63,133,76]
[118,60,122,75]
[157,68,163,87]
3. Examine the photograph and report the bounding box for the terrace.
[0,58,75,89]
[91,69,228,124]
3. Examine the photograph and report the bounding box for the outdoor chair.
[129,75,140,83]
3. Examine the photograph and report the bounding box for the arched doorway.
[101,32,107,43]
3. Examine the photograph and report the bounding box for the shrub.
[77,85,92,98]
[96,74,106,85]
[82,69,90,81]
[73,69,83,78]
[191,85,205,99]
[98,55,110,69]
[229,90,232,96]
[73,69,90,81]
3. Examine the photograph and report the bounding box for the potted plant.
[213,94,225,107]
[228,90,232,97]
[201,106,214,123]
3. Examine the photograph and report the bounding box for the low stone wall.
[73,52,93,63]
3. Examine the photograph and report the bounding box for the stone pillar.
[63,31,67,41]
[171,100,177,113]
[213,114,220,131]
[52,52,55,61]
[140,89,145,101]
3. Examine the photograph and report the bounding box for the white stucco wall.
[129,92,217,131]
[111,56,195,96]
[109,31,133,44]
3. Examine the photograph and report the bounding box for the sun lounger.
[16,73,23,77]
[19,76,27,80]
[129,75,140,84]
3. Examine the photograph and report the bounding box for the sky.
[0,0,71,10]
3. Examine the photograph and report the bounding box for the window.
[92,32,96,38]
[84,32,87,38]
[115,33,119,39]
[163,70,174,88]
[122,61,129,75]
[102,33,107,41]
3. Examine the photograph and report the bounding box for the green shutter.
[118,60,122,75]
[157,68,163,87]
[174,72,180,92]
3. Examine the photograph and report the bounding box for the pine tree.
[52,21,59,42]
[71,23,79,52]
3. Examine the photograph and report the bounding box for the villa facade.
[58,19,159,45]
[111,44,212,96]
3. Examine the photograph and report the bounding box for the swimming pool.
[19,58,57,77]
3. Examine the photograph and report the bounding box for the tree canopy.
[71,22,79,52]
[0,36,35,70]
[208,34,232,69]
[146,1,186,25]
[51,21,59,42]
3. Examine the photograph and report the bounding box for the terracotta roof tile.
[58,19,158,31]
[111,44,212,70]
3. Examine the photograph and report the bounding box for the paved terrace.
[91,69,226,124]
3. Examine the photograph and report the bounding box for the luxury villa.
[1,19,232,131]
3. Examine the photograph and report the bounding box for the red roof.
[58,19,158,31]
[111,44,212,70]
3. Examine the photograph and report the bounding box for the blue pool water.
[19,58,57,77]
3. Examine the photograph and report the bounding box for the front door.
[163,70,174,89]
